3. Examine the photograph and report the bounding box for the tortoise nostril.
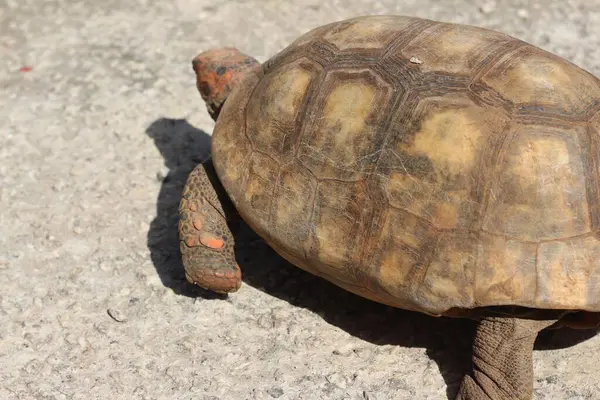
[198,81,211,97]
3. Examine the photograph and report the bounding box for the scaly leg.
[178,160,241,293]
[455,316,559,400]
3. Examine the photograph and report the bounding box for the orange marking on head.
[199,232,225,249]
[199,69,233,100]
[192,48,260,120]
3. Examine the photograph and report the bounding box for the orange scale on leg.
[192,217,204,231]
[199,232,225,249]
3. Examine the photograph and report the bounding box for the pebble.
[99,260,112,272]
[251,389,271,400]
[479,1,496,14]
[266,387,284,398]
[273,369,284,382]
[326,373,347,389]
[332,344,354,356]
[156,166,170,182]
[107,308,127,323]
[22,358,43,375]
[52,180,67,192]
[517,8,529,19]
[256,313,275,329]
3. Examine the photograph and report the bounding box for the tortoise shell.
[211,15,600,316]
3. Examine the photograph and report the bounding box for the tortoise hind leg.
[455,316,559,400]
[178,160,241,293]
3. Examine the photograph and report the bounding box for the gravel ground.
[2,0,600,399]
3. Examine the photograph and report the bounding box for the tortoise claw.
[180,242,241,293]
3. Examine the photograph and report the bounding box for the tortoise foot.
[178,161,241,293]
[455,316,560,400]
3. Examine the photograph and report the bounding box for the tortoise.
[178,15,600,400]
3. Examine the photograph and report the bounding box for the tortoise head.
[192,47,260,121]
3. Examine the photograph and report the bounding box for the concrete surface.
[2,0,600,399]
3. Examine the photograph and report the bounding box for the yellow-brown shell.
[211,15,600,316]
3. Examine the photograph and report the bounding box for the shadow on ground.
[146,117,598,399]
[145,117,224,299]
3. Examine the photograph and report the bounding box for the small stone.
[251,389,271,400]
[22,358,43,375]
[64,333,79,345]
[266,387,284,398]
[479,1,496,14]
[517,8,529,19]
[132,386,148,398]
[409,56,423,64]
[99,260,112,271]
[69,165,85,176]
[326,373,347,388]
[273,369,284,382]
[139,221,149,232]
[332,344,354,356]
[257,314,274,329]
[52,181,66,192]
[156,166,170,182]
[94,322,109,335]
[107,308,127,323]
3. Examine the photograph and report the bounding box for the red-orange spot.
[20,66,33,72]
[192,217,204,231]
[192,48,260,107]
[199,232,224,249]
[185,237,198,247]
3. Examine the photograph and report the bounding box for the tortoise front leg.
[455,316,559,400]
[178,159,241,293]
